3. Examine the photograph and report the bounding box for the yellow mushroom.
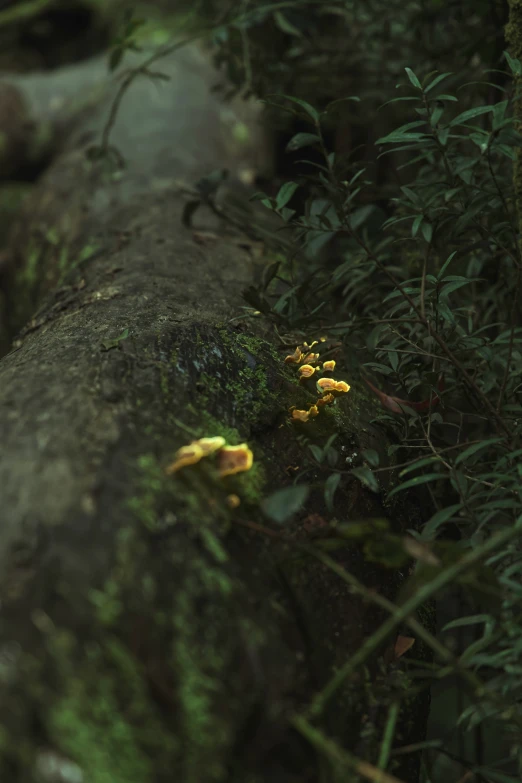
[165,436,226,474]
[334,381,351,393]
[196,436,226,455]
[291,404,319,422]
[316,393,335,407]
[284,347,303,364]
[291,408,312,422]
[302,352,320,364]
[165,443,205,474]
[316,377,337,393]
[217,444,254,477]
[298,364,316,378]
[322,360,336,372]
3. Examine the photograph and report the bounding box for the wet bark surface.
[0,42,430,783]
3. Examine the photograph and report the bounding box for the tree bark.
[0,43,431,783]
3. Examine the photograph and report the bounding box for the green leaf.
[504,50,522,76]
[405,67,422,90]
[325,473,341,511]
[100,328,129,352]
[387,473,443,499]
[325,96,361,112]
[400,457,440,477]
[424,72,453,93]
[278,95,320,123]
[276,181,299,210]
[380,97,420,108]
[309,444,323,463]
[273,10,303,36]
[437,251,458,280]
[261,485,309,524]
[449,105,495,127]
[285,133,321,152]
[442,615,490,631]
[436,302,455,325]
[361,449,379,467]
[455,438,504,466]
[351,465,380,493]
[421,222,433,243]
[109,46,125,72]
[376,132,428,144]
[261,260,280,291]
[412,214,423,238]
[249,191,274,210]
[422,504,463,538]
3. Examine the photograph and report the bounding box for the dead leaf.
[394,635,415,659]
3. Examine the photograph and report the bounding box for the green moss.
[47,635,176,783]
[50,676,152,783]
[126,454,166,531]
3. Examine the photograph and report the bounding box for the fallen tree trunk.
[0,43,431,783]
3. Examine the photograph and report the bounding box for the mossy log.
[0,43,431,783]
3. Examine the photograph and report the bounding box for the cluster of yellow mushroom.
[165,436,253,477]
[285,337,351,422]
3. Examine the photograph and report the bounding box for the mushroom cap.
[291,408,311,422]
[316,377,337,393]
[285,347,303,364]
[334,381,351,393]
[165,443,204,474]
[316,393,335,407]
[217,444,254,477]
[298,364,316,378]
[322,360,336,372]
[303,352,320,364]
[197,436,226,455]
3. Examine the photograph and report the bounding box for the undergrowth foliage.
[248,58,522,781]
[100,4,522,780]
